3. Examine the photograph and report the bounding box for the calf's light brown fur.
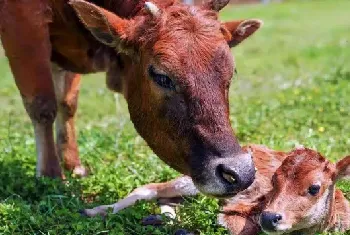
[83,145,350,235]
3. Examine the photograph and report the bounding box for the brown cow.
[86,145,350,235]
[0,0,262,197]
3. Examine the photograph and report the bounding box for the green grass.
[0,0,350,234]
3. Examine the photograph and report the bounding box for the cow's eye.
[308,184,321,196]
[148,66,176,91]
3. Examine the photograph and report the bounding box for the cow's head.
[70,0,262,197]
[260,148,350,234]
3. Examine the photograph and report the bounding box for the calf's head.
[70,0,262,197]
[260,148,350,234]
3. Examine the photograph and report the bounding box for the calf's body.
[86,145,350,235]
[0,0,263,197]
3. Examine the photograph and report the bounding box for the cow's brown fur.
[0,0,262,196]
[90,145,350,235]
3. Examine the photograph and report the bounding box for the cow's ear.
[70,0,131,48]
[336,156,350,181]
[221,19,263,47]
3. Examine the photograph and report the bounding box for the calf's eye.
[148,66,176,91]
[308,185,321,196]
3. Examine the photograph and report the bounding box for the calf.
[83,145,350,235]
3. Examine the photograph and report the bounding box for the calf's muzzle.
[260,211,283,232]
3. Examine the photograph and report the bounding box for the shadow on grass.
[0,157,84,203]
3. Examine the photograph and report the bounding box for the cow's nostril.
[222,171,236,184]
[217,164,240,186]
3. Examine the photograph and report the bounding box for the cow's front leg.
[52,65,87,177]
[0,0,62,178]
[82,176,198,217]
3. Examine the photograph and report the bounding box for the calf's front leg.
[82,176,198,217]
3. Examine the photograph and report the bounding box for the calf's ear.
[69,0,132,48]
[336,156,350,181]
[222,19,263,47]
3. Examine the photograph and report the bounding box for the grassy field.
[0,0,350,234]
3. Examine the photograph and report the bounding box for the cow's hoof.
[37,166,65,179]
[141,214,164,226]
[73,166,89,177]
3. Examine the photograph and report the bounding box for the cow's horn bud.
[145,2,160,17]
